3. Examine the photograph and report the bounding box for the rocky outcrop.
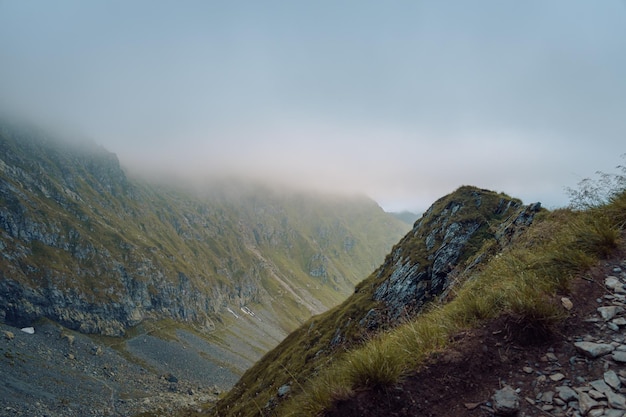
[213,186,544,417]
[369,186,542,326]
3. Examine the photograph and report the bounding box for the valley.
[0,124,410,416]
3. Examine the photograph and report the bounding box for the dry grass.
[279,191,624,416]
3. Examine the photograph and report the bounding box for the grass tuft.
[343,336,407,389]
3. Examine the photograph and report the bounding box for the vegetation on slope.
[0,124,409,340]
[208,163,626,417]
[285,180,626,416]
[209,186,533,416]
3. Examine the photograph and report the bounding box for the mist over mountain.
[389,210,420,225]
[0,122,411,331]
[212,185,542,417]
[0,123,410,415]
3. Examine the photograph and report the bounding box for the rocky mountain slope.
[0,123,409,412]
[322,248,626,417]
[209,185,543,417]
[206,164,626,417]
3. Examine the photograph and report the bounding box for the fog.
[1,1,625,212]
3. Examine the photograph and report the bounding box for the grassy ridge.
[208,178,626,417]
[279,190,626,416]
[208,187,529,417]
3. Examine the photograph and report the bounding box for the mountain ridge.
[0,123,409,401]
[204,165,626,417]
[209,185,543,416]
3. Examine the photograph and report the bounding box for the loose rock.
[277,384,291,397]
[612,351,626,363]
[561,297,574,310]
[605,276,624,291]
[597,306,622,321]
[604,370,621,390]
[578,392,601,415]
[574,342,615,358]
[556,386,578,402]
[550,373,565,382]
[492,386,520,416]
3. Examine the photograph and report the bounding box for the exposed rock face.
[0,123,408,336]
[370,186,541,325]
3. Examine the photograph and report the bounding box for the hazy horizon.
[1,1,625,212]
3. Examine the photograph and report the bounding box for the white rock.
[20,327,34,334]
[561,297,574,310]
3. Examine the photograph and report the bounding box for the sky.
[1,1,625,212]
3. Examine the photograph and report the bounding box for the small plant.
[343,336,406,389]
[566,155,626,210]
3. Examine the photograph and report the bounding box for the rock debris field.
[501,260,626,417]
[0,322,229,416]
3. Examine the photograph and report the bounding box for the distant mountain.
[0,123,409,376]
[389,210,420,225]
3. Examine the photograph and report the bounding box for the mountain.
[389,210,420,225]
[6,121,620,417]
[0,123,410,403]
[208,173,626,417]
[210,185,543,416]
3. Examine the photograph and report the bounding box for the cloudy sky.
[1,1,625,212]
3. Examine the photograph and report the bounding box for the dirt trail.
[325,246,626,417]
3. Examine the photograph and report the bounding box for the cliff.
[0,124,408,339]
